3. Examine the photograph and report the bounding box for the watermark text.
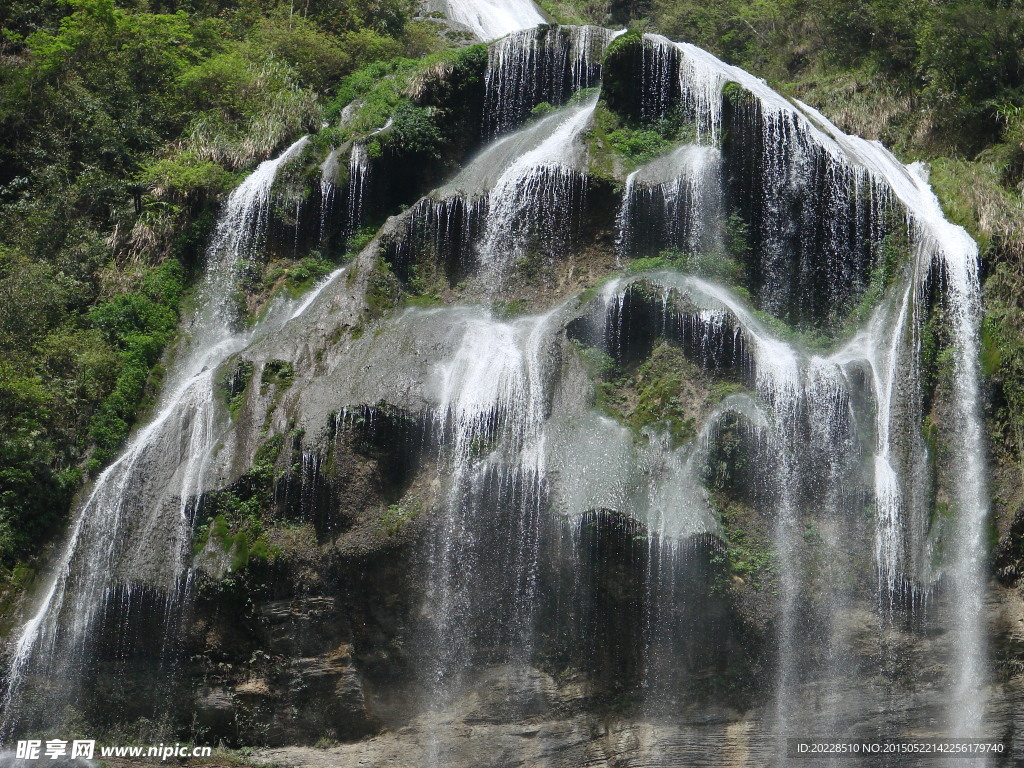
[16,739,212,761]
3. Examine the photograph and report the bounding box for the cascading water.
[383,95,596,292]
[346,142,371,237]
[442,0,544,42]
[616,144,723,259]
[476,96,594,289]
[484,26,620,137]
[0,135,348,736]
[319,148,340,243]
[375,24,991,762]
[422,309,555,705]
[0,2,1000,764]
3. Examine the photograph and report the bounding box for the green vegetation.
[925,156,1024,547]
[325,43,488,157]
[549,0,1024,159]
[192,433,287,572]
[586,98,700,172]
[563,0,1024,477]
[493,299,531,319]
[87,260,186,464]
[535,0,605,25]
[583,101,621,179]
[713,496,778,590]
[625,249,744,283]
[599,26,643,114]
[589,0,1024,483]
[378,500,419,535]
[703,418,778,589]
[400,252,449,303]
[608,128,669,164]
[366,257,403,317]
[0,0,1022,588]
[0,253,184,561]
[530,101,557,119]
[982,258,1024,483]
[259,358,295,427]
[218,358,254,418]
[580,341,712,448]
[628,345,702,447]
[842,229,912,328]
[261,253,335,303]
[260,359,295,393]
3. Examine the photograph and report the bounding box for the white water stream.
[443,0,545,41]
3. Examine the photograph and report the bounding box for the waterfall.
[609,36,989,742]
[0,7,997,763]
[484,25,619,137]
[616,144,723,259]
[383,95,596,292]
[346,142,370,238]
[424,309,555,693]
[319,148,340,243]
[476,96,595,289]
[799,101,990,737]
[442,0,545,42]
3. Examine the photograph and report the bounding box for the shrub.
[249,14,351,93]
[87,260,185,466]
[608,127,669,162]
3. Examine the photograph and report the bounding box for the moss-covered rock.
[602,30,679,124]
[588,342,711,448]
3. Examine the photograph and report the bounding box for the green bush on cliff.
[379,501,420,535]
[218,357,255,418]
[714,496,778,589]
[608,128,669,163]
[86,260,186,468]
[539,0,1024,161]
[192,433,287,570]
[634,0,1024,155]
[326,44,488,135]
[388,101,444,158]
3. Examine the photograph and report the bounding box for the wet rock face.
[189,596,377,745]
[239,643,372,742]
[718,95,884,330]
[251,661,1024,768]
[177,412,441,746]
[186,529,420,745]
[601,33,682,125]
[5,8,1018,763]
[483,26,615,138]
[165,42,998,752]
[175,400,770,748]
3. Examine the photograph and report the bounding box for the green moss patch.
[710,493,779,590]
[218,358,254,418]
[582,341,713,449]
[378,500,421,536]
[192,434,289,573]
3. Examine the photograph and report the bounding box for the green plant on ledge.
[379,501,420,535]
